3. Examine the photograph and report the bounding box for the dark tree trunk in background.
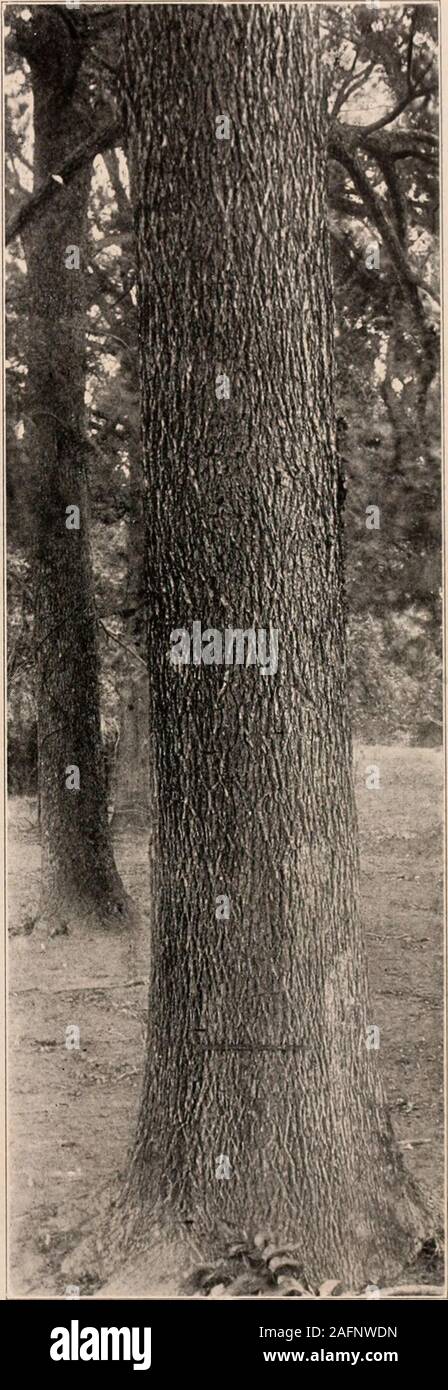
[122,3,429,1286]
[381,289,430,471]
[112,671,150,832]
[381,291,441,625]
[112,450,150,832]
[17,7,130,926]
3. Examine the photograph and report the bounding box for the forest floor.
[7,745,445,1298]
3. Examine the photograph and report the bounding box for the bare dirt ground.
[7,746,445,1297]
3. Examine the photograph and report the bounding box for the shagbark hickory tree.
[122,4,430,1286]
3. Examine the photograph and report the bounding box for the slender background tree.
[10,5,131,927]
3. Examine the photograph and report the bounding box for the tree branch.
[406,11,418,92]
[357,75,437,137]
[331,59,375,121]
[6,120,122,245]
[99,620,146,669]
[329,126,439,319]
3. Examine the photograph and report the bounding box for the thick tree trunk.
[18,8,130,926]
[122,3,429,1286]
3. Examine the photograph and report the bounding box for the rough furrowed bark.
[121,4,432,1289]
[17,7,131,929]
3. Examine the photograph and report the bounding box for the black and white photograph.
[3,0,445,1304]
